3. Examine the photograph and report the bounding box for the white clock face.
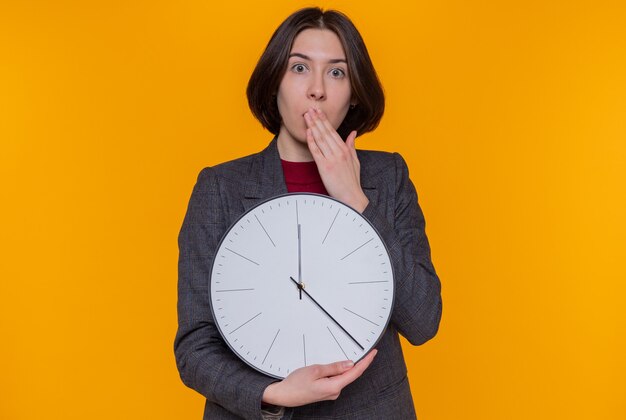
[210,193,394,379]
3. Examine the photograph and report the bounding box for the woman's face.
[276,29,352,154]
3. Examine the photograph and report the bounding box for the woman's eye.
[292,64,307,73]
[330,68,346,78]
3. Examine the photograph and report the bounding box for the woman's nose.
[307,75,326,101]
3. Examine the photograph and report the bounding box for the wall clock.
[210,193,394,379]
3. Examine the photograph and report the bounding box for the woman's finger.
[313,360,355,378]
[345,130,358,161]
[305,109,339,155]
[312,109,342,153]
[304,112,332,158]
[306,128,324,159]
[330,349,377,389]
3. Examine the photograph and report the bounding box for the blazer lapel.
[357,151,379,208]
[241,137,288,211]
[362,185,379,208]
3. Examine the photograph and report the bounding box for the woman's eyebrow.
[289,52,347,64]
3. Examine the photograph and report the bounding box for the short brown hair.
[247,7,385,140]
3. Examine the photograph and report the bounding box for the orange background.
[1,1,625,419]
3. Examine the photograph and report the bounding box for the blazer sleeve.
[362,153,443,345]
[174,168,278,419]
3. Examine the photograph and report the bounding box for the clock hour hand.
[289,276,364,350]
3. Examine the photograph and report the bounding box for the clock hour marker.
[224,248,260,266]
[295,200,299,224]
[215,288,255,293]
[322,209,340,244]
[303,334,307,366]
[348,280,389,285]
[343,307,380,326]
[340,238,374,260]
[255,214,276,247]
[327,326,349,359]
[229,312,262,334]
[262,329,281,364]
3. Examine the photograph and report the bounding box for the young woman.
[175,7,442,419]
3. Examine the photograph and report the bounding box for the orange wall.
[1,1,624,419]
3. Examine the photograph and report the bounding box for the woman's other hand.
[261,349,377,408]
[304,108,369,213]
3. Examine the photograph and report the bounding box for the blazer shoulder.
[357,148,408,182]
[194,151,261,190]
[210,152,259,178]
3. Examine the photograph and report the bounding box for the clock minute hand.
[289,276,364,350]
[297,224,302,300]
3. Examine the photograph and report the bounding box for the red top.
[280,159,328,195]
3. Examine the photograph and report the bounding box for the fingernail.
[342,361,354,369]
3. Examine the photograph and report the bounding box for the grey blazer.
[175,138,442,419]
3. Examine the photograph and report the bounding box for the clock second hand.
[289,276,364,351]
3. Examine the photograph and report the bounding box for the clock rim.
[208,192,396,379]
